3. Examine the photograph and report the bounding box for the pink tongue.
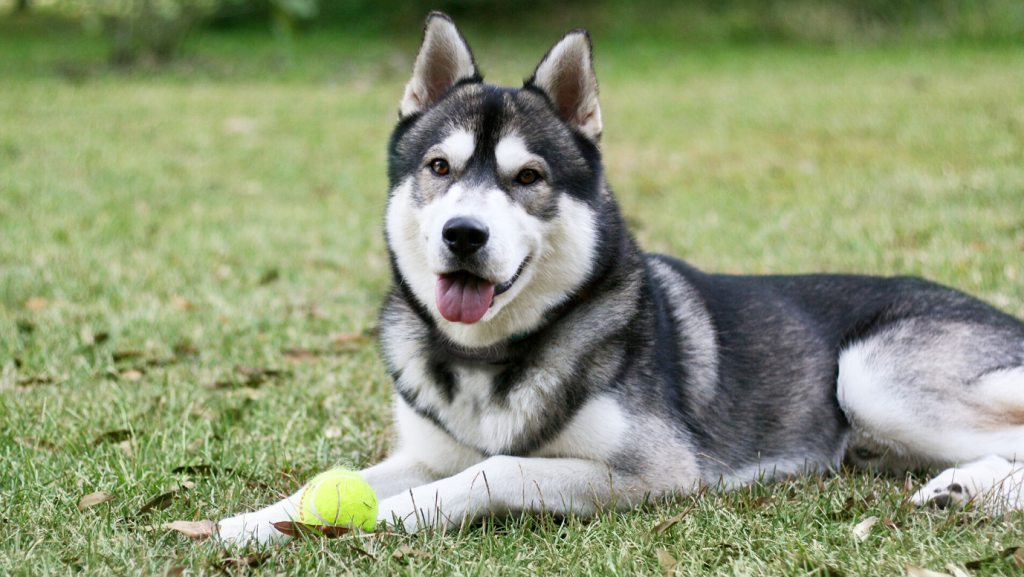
[436,274,496,324]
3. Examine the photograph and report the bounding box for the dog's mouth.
[435,258,529,324]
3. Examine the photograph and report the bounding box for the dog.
[216,12,1024,546]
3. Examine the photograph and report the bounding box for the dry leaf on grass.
[656,549,677,575]
[15,437,61,453]
[392,544,432,559]
[282,348,322,362]
[271,521,350,539]
[944,564,971,577]
[905,564,952,577]
[164,520,216,540]
[173,341,199,356]
[652,486,707,535]
[112,350,143,362]
[119,440,135,458]
[172,297,197,310]
[881,517,902,530]
[790,555,845,577]
[17,374,67,387]
[120,370,143,382]
[257,269,279,286]
[330,332,366,344]
[92,429,134,445]
[24,297,49,312]
[78,491,114,511]
[171,464,227,476]
[965,546,1024,570]
[215,551,273,571]
[138,491,177,516]
[137,483,194,516]
[853,516,878,541]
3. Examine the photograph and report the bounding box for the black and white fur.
[217,13,1024,546]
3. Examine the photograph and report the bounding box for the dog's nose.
[442,217,489,258]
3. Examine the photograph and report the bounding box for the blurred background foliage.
[3,0,1023,65]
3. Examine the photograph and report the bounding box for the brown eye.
[516,169,539,185]
[430,159,450,176]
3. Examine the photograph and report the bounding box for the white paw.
[911,455,1024,513]
[216,513,292,548]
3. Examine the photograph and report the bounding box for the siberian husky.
[217,12,1024,546]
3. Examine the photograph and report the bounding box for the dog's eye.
[516,169,539,185]
[430,159,450,176]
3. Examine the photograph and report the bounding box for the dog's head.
[386,12,608,347]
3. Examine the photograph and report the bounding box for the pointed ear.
[526,30,602,141]
[400,12,480,118]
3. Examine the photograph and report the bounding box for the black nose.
[442,217,489,258]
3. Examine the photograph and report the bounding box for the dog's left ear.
[526,30,602,141]
[400,12,480,118]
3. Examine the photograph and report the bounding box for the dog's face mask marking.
[385,14,604,347]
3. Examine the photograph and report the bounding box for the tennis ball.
[296,468,378,531]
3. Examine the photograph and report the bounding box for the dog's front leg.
[215,453,445,547]
[377,456,641,532]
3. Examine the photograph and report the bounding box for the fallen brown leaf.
[652,486,706,535]
[944,564,971,577]
[112,350,143,362]
[281,348,321,361]
[235,365,284,381]
[791,555,845,577]
[215,551,273,571]
[657,549,677,576]
[965,546,1024,570]
[172,296,197,310]
[120,370,143,382]
[92,429,134,445]
[258,269,280,285]
[16,375,65,387]
[853,516,878,541]
[881,517,902,530]
[349,545,377,560]
[79,327,95,346]
[138,491,177,516]
[392,544,432,559]
[271,521,350,539]
[171,464,226,476]
[905,564,952,577]
[163,520,216,540]
[137,483,193,516]
[25,297,48,312]
[78,491,114,511]
[119,440,134,458]
[173,341,199,356]
[330,331,365,344]
[15,437,61,453]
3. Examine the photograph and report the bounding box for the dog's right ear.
[400,12,480,118]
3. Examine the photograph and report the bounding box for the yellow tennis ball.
[296,468,378,531]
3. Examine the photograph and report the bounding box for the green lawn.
[1,21,1023,576]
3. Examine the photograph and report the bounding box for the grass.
[2,19,1024,577]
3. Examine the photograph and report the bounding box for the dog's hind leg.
[837,318,1024,512]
